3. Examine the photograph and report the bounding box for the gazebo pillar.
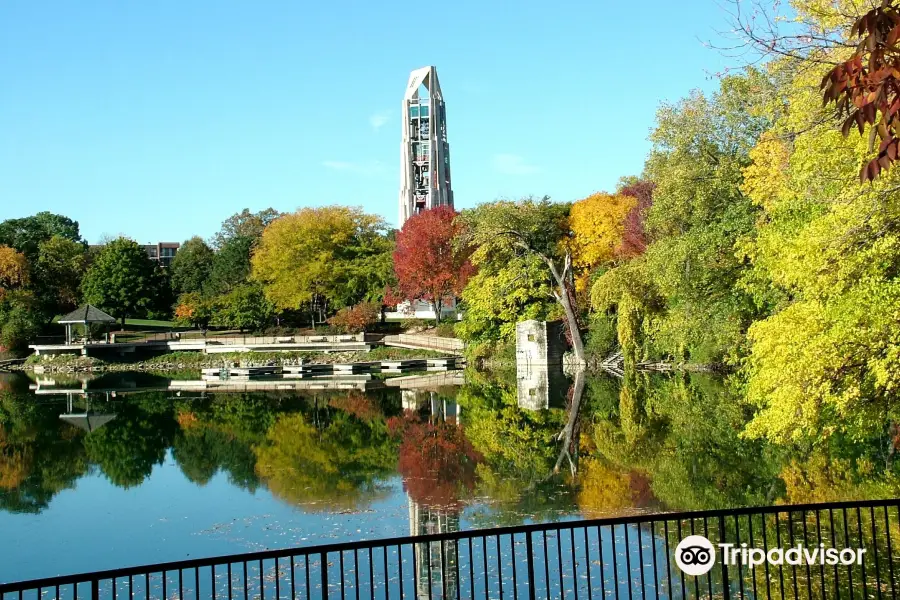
[65,323,72,345]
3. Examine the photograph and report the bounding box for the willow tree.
[459,197,585,363]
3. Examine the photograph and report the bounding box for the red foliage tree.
[821,2,900,182]
[615,180,654,259]
[387,411,482,508]
[392,206,475,324]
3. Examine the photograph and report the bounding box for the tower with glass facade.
[399,66,454,226]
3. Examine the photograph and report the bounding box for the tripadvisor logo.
[676,535,716,576]
[675,535,867,576]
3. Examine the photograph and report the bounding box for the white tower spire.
[399,66,454,226]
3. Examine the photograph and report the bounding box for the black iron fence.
[3,499,900,600]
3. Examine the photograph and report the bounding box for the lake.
[1,366,897,584]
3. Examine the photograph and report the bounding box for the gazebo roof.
[58,304,117,324]
[59,413,117,433]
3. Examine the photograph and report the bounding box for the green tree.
[82,395,176,488]
[0,212,81,261]
[212,283,274,332]
[206,235,254,296]
[459,197,585,361]
[34,235,88,316]
[590,72,770,366]
[211,208,280,250]
[81,238,168,328]
[0,293,43,351]
[169,236,214,296]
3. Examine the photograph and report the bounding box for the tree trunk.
[432,295,442,326]
[553,367,586,475]
[545,253,585,364]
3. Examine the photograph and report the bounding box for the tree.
[251,206,393,325]
[459,197,586,363]
[206,235,254,296]
[211,283,274,332]
[169,236,214,295]
[211,208,280,250]
[0,292,43,351]
[173,292,213,330]
[569,193,636,291]
[327,302,380,333]
[392,206,474,325]
[616,180,654,259]
[589,73,769,366]
[0,212,81,261]
[819,1,900,182]
[0,246,28,294]
[456,254,558,350]
[34,236,88,316]
[80,238,166,328]
[738,55,900,443]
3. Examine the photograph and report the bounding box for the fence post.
[91,579,99,600]
[525,532,537,600]
[321,552,328,600]
[719,514,731,600]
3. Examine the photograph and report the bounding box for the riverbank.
[13,347,451,373]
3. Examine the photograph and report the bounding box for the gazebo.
[58,304,117,345]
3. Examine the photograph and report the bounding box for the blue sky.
[0,1,734,244]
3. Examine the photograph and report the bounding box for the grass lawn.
[122,318,176,328]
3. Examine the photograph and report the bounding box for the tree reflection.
[0,383,88,513]
[254,398,396,510]
[82,393,176,488]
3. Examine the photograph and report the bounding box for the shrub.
[327,302,380,333]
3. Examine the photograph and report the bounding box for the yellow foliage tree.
[569,193,636,291]
[0,245,29,295]
[250,206,392,320]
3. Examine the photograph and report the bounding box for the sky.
[0,0,737,244]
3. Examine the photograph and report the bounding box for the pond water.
[1,366,897,584]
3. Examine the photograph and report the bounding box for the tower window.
[409,105,419,118]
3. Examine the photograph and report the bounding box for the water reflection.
[2,366,900,580]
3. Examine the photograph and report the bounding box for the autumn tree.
[818,2,900,181]
[173,292,213,330]
[392,206,474,325]
[616,180,654,259]
[569,193,636,291]
[0,246,29,295]
[327,302,380,333]
[460,197,586,362]
[251,206,393,326]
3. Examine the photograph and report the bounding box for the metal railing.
[2,498,900,599]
